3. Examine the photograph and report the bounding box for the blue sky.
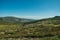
[0,0,60,19]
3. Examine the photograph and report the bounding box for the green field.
[0,16,60,40]
[0,36,60,40]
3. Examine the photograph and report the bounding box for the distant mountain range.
[0,16,35,24]
[0,16,60,25]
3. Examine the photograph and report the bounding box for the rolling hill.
[0,16,60,39]
[24,16,60,25]
[0,16,35,24]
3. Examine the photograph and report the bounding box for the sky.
[0,0,60,19]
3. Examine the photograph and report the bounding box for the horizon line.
[0,15,59,19]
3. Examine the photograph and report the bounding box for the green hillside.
[22,16,60,37]
[0,16,60,40]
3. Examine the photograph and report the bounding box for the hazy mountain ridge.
[0,16,35,24]
[0,16,60,25]
[24,16,60,25]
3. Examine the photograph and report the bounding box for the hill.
[22,16,60,37]
[0,16,34,24]
[24,16,60,25]
[0,16,60,39]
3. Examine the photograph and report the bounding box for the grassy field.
[0,25,19,31]
[0,36,60,40]
[0,25,60,40]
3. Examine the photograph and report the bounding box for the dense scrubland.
[0,16,60,40]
